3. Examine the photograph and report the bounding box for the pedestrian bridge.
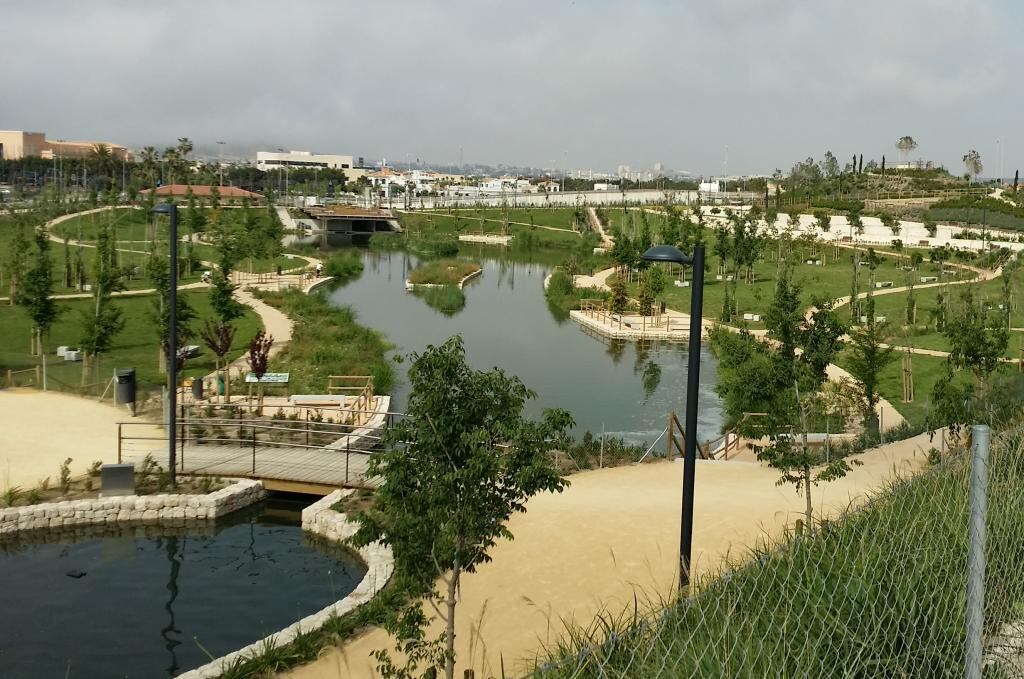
[116,407,397,495]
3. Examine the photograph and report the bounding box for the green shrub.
[322,251,365,282]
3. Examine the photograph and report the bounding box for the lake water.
[326,248,724,447]
[0,496,365,679]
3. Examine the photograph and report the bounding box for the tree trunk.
[804,464,812,527]
[445,558,460,679]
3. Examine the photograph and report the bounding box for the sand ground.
[281,430,937,679]
[0,388,127,490]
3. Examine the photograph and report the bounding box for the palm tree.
[963,150,983,183]
[89,144,115,192]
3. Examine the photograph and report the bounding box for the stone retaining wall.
[178,489,395,679]
[0,479,265,535]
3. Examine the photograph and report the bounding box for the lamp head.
[151,203,177,215]
[641,244,692,265]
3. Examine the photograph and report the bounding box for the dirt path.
[281,430,934,679]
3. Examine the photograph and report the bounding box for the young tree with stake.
[351,337,572,679]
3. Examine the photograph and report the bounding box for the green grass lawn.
[53,207,151,242]
[646,249,919,325]
[834,349,950,428]
[397,211,587,250]
[441,207,582,230]
[188,243,298,273]
[0,290,261,395]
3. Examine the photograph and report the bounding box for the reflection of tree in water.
[641,361,662,400]
[606,338,627,364]
[632,342,662,400]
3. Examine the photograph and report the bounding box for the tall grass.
[322,250,365,282]
[256,289,394,395]
[407,259,480,286]
[534,425,1024,678]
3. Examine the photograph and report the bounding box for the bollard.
[964,424,990,679]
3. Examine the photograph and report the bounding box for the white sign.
[245,372,290,384]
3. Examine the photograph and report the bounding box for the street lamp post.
[641,243,706,591]
[152,203,179,488]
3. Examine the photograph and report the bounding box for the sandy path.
[281,430,933,679]
[0,388,126,490]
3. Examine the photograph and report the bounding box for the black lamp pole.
[152,203,178,488]
[641,243,706,591]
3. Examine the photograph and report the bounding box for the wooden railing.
[328,375,376,427]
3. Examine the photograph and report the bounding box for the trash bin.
[192,377,204,401]
[276,264,283,276]
[660,301,667,314]
[115,368,136,405]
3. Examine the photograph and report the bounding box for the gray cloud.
[2,0,1019,176]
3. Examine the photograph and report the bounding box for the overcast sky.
[3,0,1020,176]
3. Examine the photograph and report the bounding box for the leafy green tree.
[609,273,628,315]
[847,211,864,236]
[147,251,197,373]
[5,219,31,304]
[78,224,125,382]
[813,210,831,233]
[923,215,938,238]
[879,212,900,235]
[20,228,61,354]
[942,287,1008,412]
[845,296,896,439]
[963,150,983,183]
[351,337,573,679]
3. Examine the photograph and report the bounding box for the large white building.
[256,150,354,171]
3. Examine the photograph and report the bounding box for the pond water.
[327,247,724,446]
[0,496,366,679]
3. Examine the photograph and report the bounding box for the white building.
[403,169,439,193]
[256,150,353,171]
[699,180,721,193]
[480,176,528,194]
[593,182,617,192]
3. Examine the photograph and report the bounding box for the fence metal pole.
[965,423,991,679]
[117,423,122,464]
[251,427,257,476]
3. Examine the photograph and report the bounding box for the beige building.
[0,130,130,161]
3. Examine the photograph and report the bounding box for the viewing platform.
[571,300,711,341]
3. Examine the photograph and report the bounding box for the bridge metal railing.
[116,411,403,489]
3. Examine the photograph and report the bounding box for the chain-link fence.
[534,423,1024,678]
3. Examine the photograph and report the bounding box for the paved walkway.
[281,430,935,679]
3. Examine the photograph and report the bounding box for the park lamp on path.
[152,202,178,488]
[640,243,706,592]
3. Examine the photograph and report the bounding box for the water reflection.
[326,249,723,445]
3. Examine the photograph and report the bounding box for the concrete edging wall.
[177,489,395,679]
[0,478,266,535]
